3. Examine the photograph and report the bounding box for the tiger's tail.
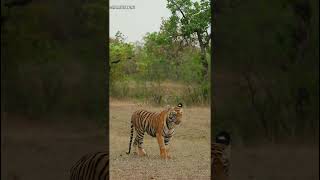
[126,122,134,154]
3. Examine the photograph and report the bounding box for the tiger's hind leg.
[138,148,146,156]
[133,140,146,156]
[133,130,146,156]
[132,140,138,155]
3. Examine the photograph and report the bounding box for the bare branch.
[111,59,121,64]
[205,31,211,46]
[168,0,188,20]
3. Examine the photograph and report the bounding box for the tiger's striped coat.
[126,103,183,159]
[70,151,108,180]
[212,131,231,180]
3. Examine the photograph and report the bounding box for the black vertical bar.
[105,0,110,179]
[210,0,215,179]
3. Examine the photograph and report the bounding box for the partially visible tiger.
[212,131,231,180]
[126,103,183,159]
[70,151,108,180]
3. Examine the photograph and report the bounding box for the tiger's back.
[131,109,166,137]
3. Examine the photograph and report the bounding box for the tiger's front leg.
[164,137,172,159]
[156,133,167,159]
[165,147,171,159]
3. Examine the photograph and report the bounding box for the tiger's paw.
[165,149,171,159]
[160,147,168,159]
[137,148,147,156]
[160,153,169,159]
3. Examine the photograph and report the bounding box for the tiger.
[212,131,231,180]
[70,151,108,180]
[126,103,183,159]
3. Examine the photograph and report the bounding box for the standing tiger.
[212,131,231,180]
[70,151,108,180]
[126,103,183,159]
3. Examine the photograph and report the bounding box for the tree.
[165,0,211,79]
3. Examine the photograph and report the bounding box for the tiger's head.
[167,110,178,123]
[215,131,231,145]
[166,103,183,125]
[174,103,183,125]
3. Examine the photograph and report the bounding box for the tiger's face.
[165,103,183,125]
[167,110,177,124]
[169,111,182,125]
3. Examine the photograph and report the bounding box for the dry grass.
[109,100,211,180]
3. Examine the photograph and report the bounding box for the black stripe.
[83,153,98,179]
[71,153,90,178]
[144,112,153,124]
[92,153,107,179]
[84,152,101,179]
[166,120,170,129]
[97,154,108,179]
[77,154,90,179]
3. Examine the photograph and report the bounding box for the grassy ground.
[109,100,211,180]
[110,80,209,106]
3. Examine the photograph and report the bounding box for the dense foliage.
[213,0,319,144]
[2,0,107,118]
[109,29,210,106]
[109,0,212,106]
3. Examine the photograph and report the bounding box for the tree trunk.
[196,31,209,80]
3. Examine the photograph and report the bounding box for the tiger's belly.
[145,128,157,137]
[144,128,174,138]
